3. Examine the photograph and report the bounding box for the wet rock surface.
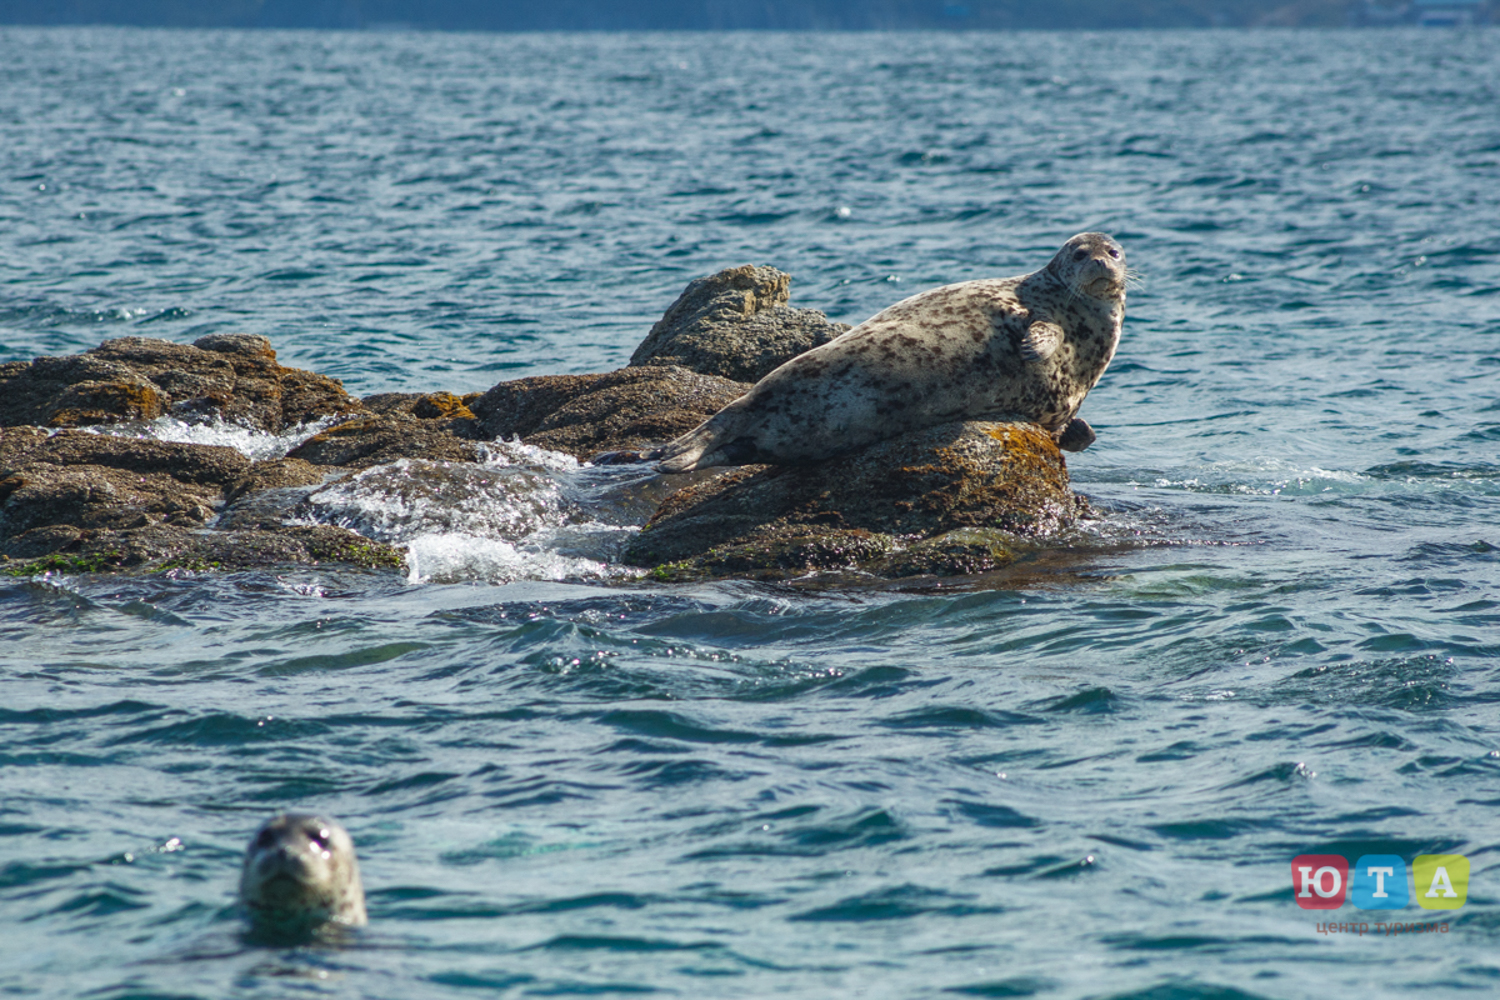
[3,522,403,575]
[0,334,363,431]
[628,265,849,383]
[0,427,401,575]
[470,365,749,461]
[286,414,488,469]
[224,458,328,505]
[1,269,1092,581]
[623,422,1087,582]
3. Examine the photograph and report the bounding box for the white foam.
[82,419,649,586]
[298,458,569,544]
[81,415,338,461]
[478,438,582,473]
[403,529,644,586]
[291,457,645,585]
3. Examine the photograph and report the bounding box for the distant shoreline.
[1,22,1496,33]
[0,0,1493,32]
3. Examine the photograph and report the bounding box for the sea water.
[1,26,1498,999]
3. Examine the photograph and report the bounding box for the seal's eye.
[255,829,276,849]
[1072,249,1089,262]
[1107,248,1120,259]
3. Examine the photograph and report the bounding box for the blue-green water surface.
[2,26,1499,1000]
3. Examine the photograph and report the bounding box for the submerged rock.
[2,523,403,576]
[624,421,1086,582]
[293,458,572,545]
[628,265,849,383]
[469,365,748,461]
[0,334,364,432]
[224,457,328,505]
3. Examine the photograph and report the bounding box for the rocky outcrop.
[628,265,849,383]
[0,432,249,540]
[470,365,748,461]
[0,337,410,575]
[0,334,364,431]
[0,427,401,575]
[0,266,1096,582]
[361,390,481,425]
[623,421,1087,582]
[287,414,487,469]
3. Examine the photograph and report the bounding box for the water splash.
[81,415,339,461]
[299,459,571,544]
[477,438,583,473]
[294,456,644,585]
[403,527,642,585]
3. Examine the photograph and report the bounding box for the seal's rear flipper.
[658,436,760,473]
[698,438,760,468]
[1056,418,1095,452]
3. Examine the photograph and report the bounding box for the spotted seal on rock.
[654,232,1127,472]
[240,813,367,935]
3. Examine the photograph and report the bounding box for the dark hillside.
[0,0,1488,30]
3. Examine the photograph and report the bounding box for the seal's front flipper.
[1020,321,1064,364]
[1056,417,1096,452]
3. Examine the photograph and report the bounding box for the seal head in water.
[240,812,367,935]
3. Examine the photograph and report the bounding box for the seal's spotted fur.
[656,232,1127,472]
[240,813,367,934]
